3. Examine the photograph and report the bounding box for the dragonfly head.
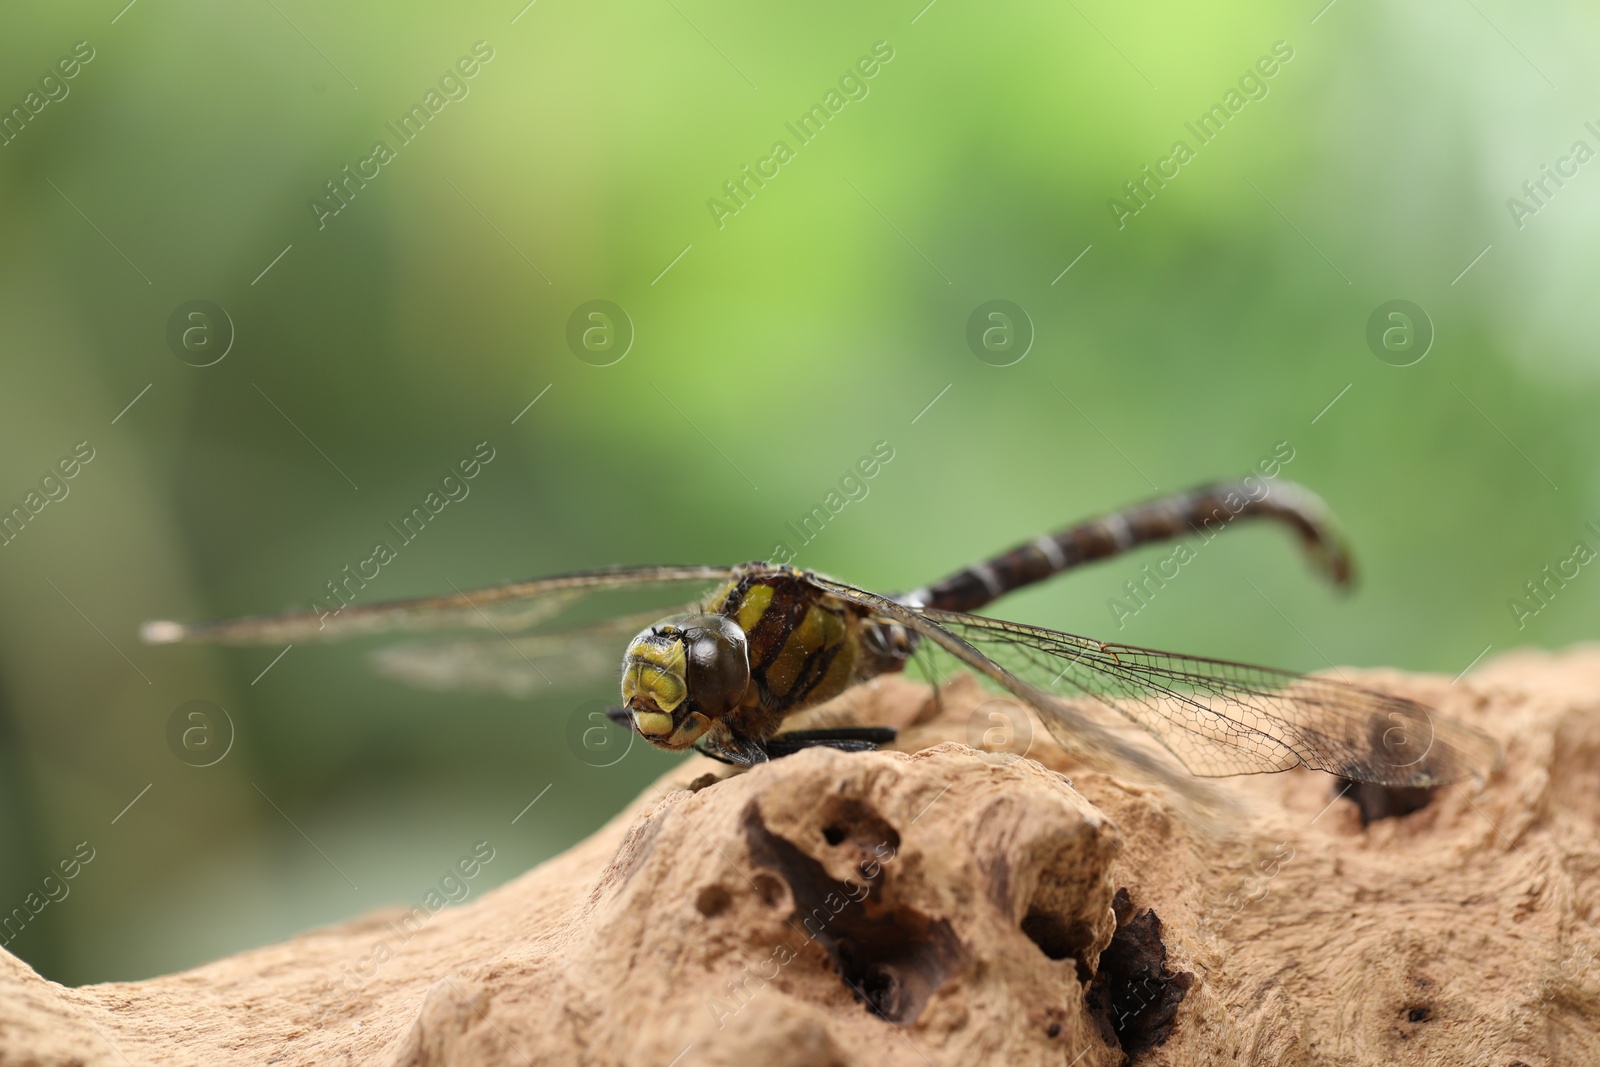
[621,614,750,750]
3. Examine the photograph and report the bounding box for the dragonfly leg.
[695,731,772,767]
[611,706,892,765]
[903,478,1354,613]
[693,741,747,766]
[696,726,899,764]
[765,726,898,757]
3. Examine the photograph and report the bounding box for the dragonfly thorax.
[621,614,750,749]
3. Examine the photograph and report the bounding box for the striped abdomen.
[904,479,1352,614]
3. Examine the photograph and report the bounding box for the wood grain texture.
[3,647,1599,1066]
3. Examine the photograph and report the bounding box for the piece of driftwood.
[4,648,1600,1065]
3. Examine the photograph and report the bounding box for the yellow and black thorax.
[707,567,909,715]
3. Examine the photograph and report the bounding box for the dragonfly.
[140,480,1500,795]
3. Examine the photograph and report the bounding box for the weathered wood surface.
[3,647,1598,1066]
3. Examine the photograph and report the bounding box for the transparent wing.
[926,613,1501,787]
[140,565,733,646]
[369,606,688,698]
[810,576,1501,790]
[810,576,1221,801]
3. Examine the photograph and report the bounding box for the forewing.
[141,565,733,646]
[369,606,691,698]
[808,576,1219,802]
[808,575,1499,790]
[923,612,1501,788]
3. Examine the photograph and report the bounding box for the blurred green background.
[1,0,1595,986]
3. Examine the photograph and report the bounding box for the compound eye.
[679,614,750,718]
